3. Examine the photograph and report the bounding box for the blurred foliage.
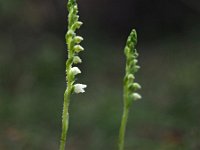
[0,0,200,150]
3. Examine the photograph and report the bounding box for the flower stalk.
[59,0,86,150]
[118,29,141,150]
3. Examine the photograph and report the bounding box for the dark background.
[0,0,200,149]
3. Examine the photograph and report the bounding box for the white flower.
[70,67,81,75]
[74,84,87,93]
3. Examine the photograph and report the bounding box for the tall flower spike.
[59,0,86,150]
[118,29,141,150]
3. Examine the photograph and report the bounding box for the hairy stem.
[119,105,129,150]
[119,83,130,150]
[59,60,73,150]
[60,90,70,150]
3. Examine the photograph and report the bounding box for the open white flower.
[70,67,81,75]
[74,84,87,93]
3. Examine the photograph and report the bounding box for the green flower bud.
[67,30,74,36]
[133,83,141,89]
[131,30,137,45]
[124,47,129,55]
[73,56,82,64]
[134,65,140,72]
[73,15,79,23]
[134,59,138,64]
[128,74,134,79]
[66,30,74,41]
[74,36,83,44]
[134,51,139,57]
[127,74,135,82]
[128,83,141,91]
[74,45,84,53]
[127,37,132,44]
[72,21,83,30]
[73,5,78,11]
[75,15,79,20]
[128,83,134,91]
[70,67,81,76]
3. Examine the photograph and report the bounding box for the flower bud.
[124,47,129,54]
[74,45,84,53]
[72,21,83,30]
[74,15,79,23]
[74,36,83,44]
[132,93,142,101]
[133,83,141,89]
[134,52,139,57]
[73,56,82,64]
[66,30,74,41]
[127,74,135,82]
[76,15,80,19]
[134,59,138,64]
[128,74,134,80]
[73,5,78,10]
[127,37,132,44]
[134,65,140,72]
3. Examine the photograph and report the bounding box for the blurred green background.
[0,0,200,149]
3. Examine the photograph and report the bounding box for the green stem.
[59,40,73,150]
[118,104,130,150]
[119,77,130,150]
[59,89,70,150]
